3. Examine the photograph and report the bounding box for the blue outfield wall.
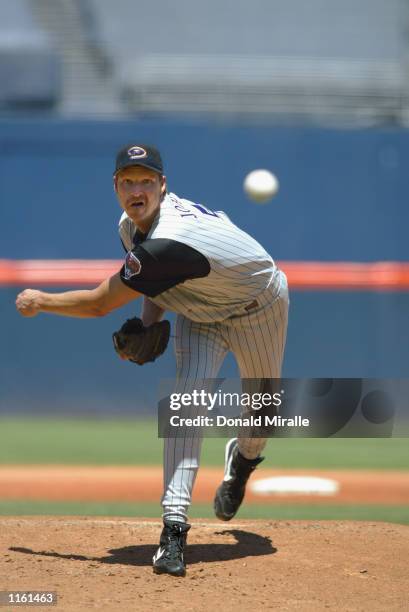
[0,119,408,413]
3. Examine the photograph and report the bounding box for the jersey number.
[192,204,220,218]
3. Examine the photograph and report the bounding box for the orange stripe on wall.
[0,260,121,286]
[1,260,409,290]
[281,261,409,290]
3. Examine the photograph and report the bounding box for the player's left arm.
[15,272,140,318]
[141,297,165,326]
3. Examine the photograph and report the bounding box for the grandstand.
[0,0,60,110]
[91,0,409,123]
[1,0,408,122]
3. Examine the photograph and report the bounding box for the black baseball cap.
[114,143,164,176]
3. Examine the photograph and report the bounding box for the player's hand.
[15,289,43,317]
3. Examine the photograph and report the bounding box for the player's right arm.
[15,272,140,318]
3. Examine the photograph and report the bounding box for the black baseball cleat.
[152,520,191,577]
[214,438,264,521]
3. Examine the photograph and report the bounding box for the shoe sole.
[214,483,236,521]
[153,566,186,577]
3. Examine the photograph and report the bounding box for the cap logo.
[127,146,147,160]
[124,251,142,279]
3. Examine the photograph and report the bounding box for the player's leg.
[155,317,228,574]
[226,271,289,459]
[162,315,228,524]
[214,272,289,521]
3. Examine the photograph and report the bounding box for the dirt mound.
[0,518,407,611]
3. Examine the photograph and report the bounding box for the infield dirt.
[0,518,408,611]
[0,466,408,504]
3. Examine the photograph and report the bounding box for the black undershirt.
[119,238,211,297]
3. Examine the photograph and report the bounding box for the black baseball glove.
[112,317,171,365]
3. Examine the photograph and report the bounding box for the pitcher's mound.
[0,517,407,611]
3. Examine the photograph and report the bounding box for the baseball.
[243,169,279,203]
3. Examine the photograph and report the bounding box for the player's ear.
[113,174,118,193]
[160,175,167,196]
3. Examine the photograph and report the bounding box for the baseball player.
[15,144,289,577]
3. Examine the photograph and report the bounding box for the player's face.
[115,166,166,232]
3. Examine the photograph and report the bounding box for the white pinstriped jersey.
[119,192,279,322]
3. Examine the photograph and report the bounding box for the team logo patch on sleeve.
[124,251,142,279]
[127,146,147,159]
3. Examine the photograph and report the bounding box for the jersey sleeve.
[119,238,211,297]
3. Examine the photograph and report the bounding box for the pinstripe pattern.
[162,318,228,523]
[162,272,289,522]
[119,193,281,322]
[119,193,288,523]
[223,273,289,459]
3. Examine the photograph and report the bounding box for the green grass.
[0,417,408,469]
[1,418,406,526]
[0,418,162,465]
[0,500,407,525]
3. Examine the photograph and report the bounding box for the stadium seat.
[0,0,60,109]
[88,0,405,119]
